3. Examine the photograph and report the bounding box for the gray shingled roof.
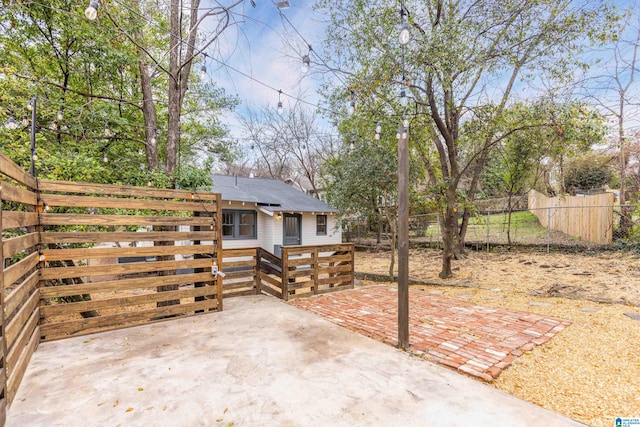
[212,175,336,213]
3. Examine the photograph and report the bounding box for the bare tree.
[581,10,640,237]
[237,100,339,196]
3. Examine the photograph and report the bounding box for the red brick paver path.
[290,286,571,381]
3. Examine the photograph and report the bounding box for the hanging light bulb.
[374,132,380,141]
[301,55,310,73]
[85,0,99,20]
[277,90,283,115]
[402,127,408,139]
[26,99,33,111]
[22,115,29,127]
[103,152,108,163]
[50,120,58,131]
[151,129,157,144]
[104,123,111,137]
[56,109,63,121]
[400,88,408,108]
[147,178,152,187]
[32,150,38,161]
[138,149,144,155]
[376,121,382,134]
[349,140,355,152]
[200,64,207,78]
[403,115,409,128]
[399,20,410,45]
[348,100,355,116]
[6,116,18,130]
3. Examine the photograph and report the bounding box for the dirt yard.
[355,249,640,427]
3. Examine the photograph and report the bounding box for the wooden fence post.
[312,247,318,295]
[255,248,262,295]
[282,247,289,301]
[0,187,7,425]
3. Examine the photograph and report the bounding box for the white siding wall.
[298,213,342,246]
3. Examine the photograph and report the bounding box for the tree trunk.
[440,204,457,279]
[138,57,158,170]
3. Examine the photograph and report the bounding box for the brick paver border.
[290,286,571,381]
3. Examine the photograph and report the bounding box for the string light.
[50,120,58,131]
[403,115,409,128]
[277,89,283,115]
[103,152,108,163]
[374,121,381,140]
[6,117,18,130]
[22,115,29,127]
[26,99,33,111]
[349,139,355,152]
[32,150,38,161]
[104,123,112,137]
[301,54,310,73]
[200,53,207,78]
[56,109,63,121]
[85,0,99,20]
[399,5,410,45]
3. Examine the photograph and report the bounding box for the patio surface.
[290,285,571,381]
[8,295,582,426]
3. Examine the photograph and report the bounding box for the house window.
[222,210,257,239]
[316,214,327,236]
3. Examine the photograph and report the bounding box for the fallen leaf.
[216,418,223,422]
[162,405,167,411]
[224,408,228,414]
[113,400,119,407]
[226,423,234,427]
[126,407,134,412]
[138,387,144,391]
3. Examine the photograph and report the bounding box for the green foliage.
[0,0,234,186]
[565,154,614,192]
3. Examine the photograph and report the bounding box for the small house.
[212,175,341,255]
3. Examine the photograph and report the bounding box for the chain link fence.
[343,204,640,253]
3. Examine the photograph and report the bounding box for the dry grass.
[356,249,640,427]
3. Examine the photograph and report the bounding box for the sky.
[198,0,640,149]
[200,0,330,144]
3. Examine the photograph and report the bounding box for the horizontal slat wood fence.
[0,153,223,413]
[0,153,40,414]
[528,190,614,245]
[220,244,354,301]
[37,179,223,341]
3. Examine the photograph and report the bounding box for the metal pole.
[397,123,409,350]
[29,97,37,178]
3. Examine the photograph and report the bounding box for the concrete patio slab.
[8,295,583,427]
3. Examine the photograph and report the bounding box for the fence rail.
[221,244,355,300]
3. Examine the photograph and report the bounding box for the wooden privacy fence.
[37,179,222,340]
[0,153,39,420]
[0,152,222,411]
[221,244,355,301]
[528,190,614,245]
